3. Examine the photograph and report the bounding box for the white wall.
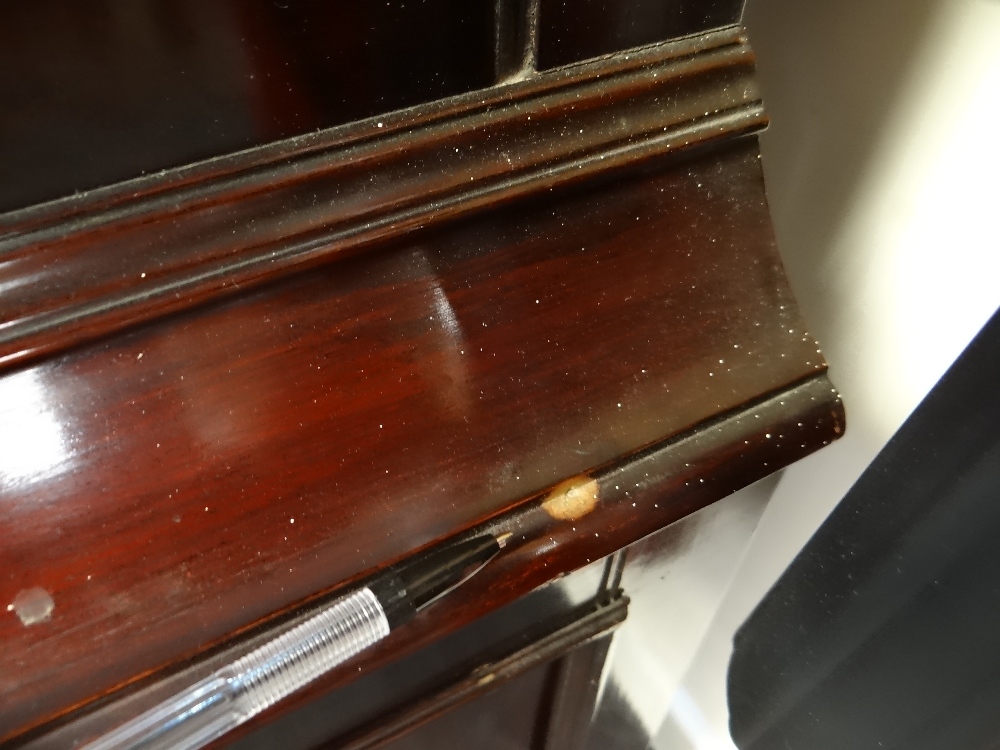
[650,0,1000,746]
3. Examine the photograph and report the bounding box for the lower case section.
[18,371,840,750]
[236,560,628,750]
[234,476,778,750]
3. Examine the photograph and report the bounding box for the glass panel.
[0,0,495,213]
[232,561,608,750]
[538,0,744,70]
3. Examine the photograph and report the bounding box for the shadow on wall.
[648,0,1000,748]
[748,0,1000,432]
[745,0,941,346]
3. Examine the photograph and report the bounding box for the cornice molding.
[0,26,763,371]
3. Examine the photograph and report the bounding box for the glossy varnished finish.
[24,374,840,748]
[0,27,762,373]
[0,0,496,213]
[538,0,745,69]
[32,559,615,749]
[0,137,840,743]
[336,599,628,750]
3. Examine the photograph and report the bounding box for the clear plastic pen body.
[81,533,504,750]
[83,587,390,750]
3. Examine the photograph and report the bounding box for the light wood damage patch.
[542,476,600,520]
[7,587,54,626]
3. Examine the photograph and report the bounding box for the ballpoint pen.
[83,532,509,750]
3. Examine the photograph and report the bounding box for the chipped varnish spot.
[8,588,55,626]
[542,476,600,521]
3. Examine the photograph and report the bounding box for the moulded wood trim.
[334,599,628,750]
[16,373,842,748]
[2,138,833,740]
[0,26,763,372]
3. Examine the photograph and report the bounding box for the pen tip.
[495,532,513,549]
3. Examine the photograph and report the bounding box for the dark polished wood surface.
[335,598,628,750]
[0,1,847,747]
[1,136,840,742]
[0,1,752,215]
[24,372,839,749]
[0,28,761,374]
[373,661,552,750]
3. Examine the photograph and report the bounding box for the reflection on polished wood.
[0,3,848,742]
[0,0,497,213]
[0,137,841,743]
[0,28,761,373]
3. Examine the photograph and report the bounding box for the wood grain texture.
[1,138,840,743]
[0,27,763,372]
[0,0,499,214]
[20,375,841,749]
